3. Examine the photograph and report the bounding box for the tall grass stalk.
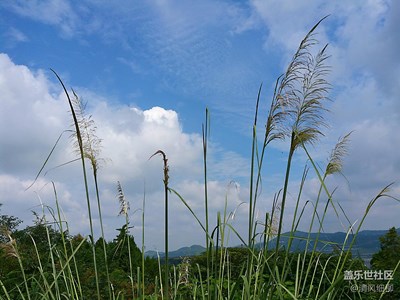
[8,234,31,300]
[141,185,146,299]
[201,108,212,300]
[70,89,112,299]
[150,150,170,300]
[295,133,351,296]
[301,142,398,299]
[34,198,61,299]
[51,70,101,300]
[116,181,135,299]
[51,182,83,299]
[273,17,330,259]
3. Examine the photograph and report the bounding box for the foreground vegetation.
[0,217,399,299]
[0,18,399,299]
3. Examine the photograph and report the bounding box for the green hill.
[146,228,397,266]
[145,244,206,259]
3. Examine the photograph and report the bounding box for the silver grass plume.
[273,17,331,151]
[290,43,331,151]
[117,181,130,216]
[263,78,288,147]
[71,90,103,172]
[326,132,352,176]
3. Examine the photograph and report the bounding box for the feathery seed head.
[326,132,352,176]
[70,90,104,172]
[267,18,331,152]
[117,181,130,216]
[0,229,19,258]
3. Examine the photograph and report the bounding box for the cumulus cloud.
[0,53,248,249]
[0,54,69,175]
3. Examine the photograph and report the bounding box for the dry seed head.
[326,132,352,176]
[117,181,130,216]
[178,257,191,286]
[272,20,331,151]
[263,79,289,147]
[288,44,331,152]
[269,201,281,236]
[70,90,104,172]
[149,150,169,186]
[0,230,19,258]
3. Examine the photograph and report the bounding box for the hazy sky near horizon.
[1,0,399,251]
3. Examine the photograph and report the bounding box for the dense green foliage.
[0,221,159,299]
[371,227,400,270]
[0,219,398,299]
[370,227,400,299]
[0,204,22,244]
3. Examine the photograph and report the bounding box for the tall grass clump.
[51,70,103,300]
[116,181,136,299]
[6,71,113,299]
[169,17,397,300]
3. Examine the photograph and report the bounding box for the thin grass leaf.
[25,130,73,191]
[150,150,170,300]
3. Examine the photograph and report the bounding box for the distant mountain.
[261,228,398,265]
[263,229,388,253]
[145,244,206,259]
[145,228,397,266]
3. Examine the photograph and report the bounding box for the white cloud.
[249,0,331,55]
[4,27,29,47]
[0,53,249,249]
[1,0,79,37]
[0,54,69,175]
[85,101,205,188]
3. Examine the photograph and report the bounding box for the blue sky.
[1,0,399,251]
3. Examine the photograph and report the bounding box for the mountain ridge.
[145,228,397,262]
